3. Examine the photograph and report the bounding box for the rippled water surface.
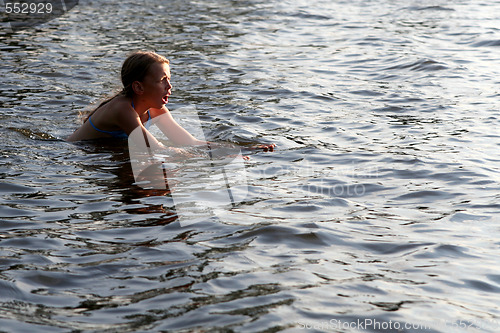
[1,0,500,331]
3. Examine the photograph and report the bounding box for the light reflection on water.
[1,0,500,331]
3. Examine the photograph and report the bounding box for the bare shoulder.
[98,96,138,126]
[106,95,134,115]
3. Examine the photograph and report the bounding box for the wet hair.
[120,51,169,97]
[83,51,169,122]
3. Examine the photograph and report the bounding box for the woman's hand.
[241,143,276,160]
[157,146,192,160]
[202,142,275,161]
[251,143,276,152]
[168,147,186,154]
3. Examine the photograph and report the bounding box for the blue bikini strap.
[88,116,125,136]
[132,100,152,122]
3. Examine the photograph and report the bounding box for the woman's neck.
[131,97,150,115]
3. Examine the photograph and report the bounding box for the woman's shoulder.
[108,95,132,110]
[100,95,134,117]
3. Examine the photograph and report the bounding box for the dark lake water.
[1,0,500,331]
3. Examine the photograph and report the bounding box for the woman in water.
[68,51,275,153]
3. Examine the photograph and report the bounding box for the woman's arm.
[148,106,276,155]
[151,106,207,146]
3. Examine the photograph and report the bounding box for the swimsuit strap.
[86,99,147,139]
[132,100,151,120]
[132,100,152,128]
[145,110,152,129]
[88,116,127,137]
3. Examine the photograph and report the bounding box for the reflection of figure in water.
[67,51,275,155]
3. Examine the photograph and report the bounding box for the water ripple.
[1,0,500,331]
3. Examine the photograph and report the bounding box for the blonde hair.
[120,51,169,97]
[82,51,170,122]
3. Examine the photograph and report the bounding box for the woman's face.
[141,62,172,108]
